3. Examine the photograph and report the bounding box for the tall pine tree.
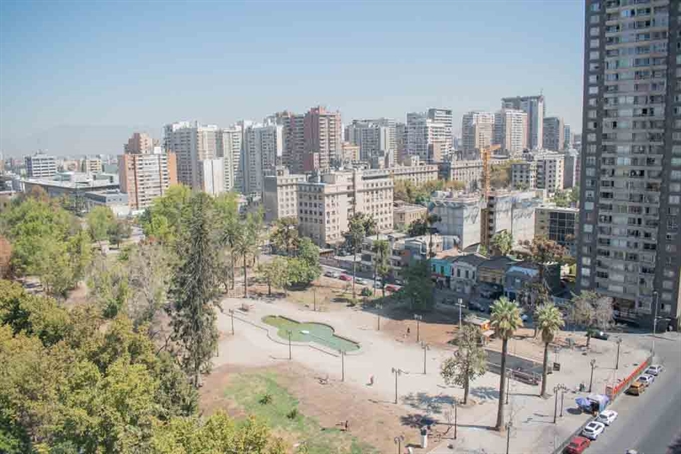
[168,193,220,388]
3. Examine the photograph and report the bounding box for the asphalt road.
[587,332,681,454]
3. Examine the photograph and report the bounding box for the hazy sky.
[0,0,584,157]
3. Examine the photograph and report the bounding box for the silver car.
[645,365,663,376]
[581,421,606,440]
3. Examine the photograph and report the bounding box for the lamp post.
[652,291,659,354]
[394,435,404,454]
[560,386,566,418]
[286,330,293,360]
[339,350,346,382]
[454,399,458,440]
[457,298,464,330]
[414,314,423,342]
[505,421,513,454]
[376,303,383,331]
[392,368,403,404]
[615,337,622,370]
[229,309,235,335]
[588,359,597,393]
[506,369,512,405]
[421,342,430,374]
[553,384,567,423]
[313,287,317,312]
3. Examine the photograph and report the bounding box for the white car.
[373,280,382,288]
[581,421,606,440]
[645,365,663,376]
[355,278,365,285]
[637,374,655,386]
[596,410,618,426]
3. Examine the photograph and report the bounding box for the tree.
[490,230,513,256]
[168,193,221,388]
[87,206,116,249]
[140,185,192,244]
[407,218,427,237]
[0,235,11,278]
[570,185,580,204]
[125,242,174,327]
[490,297,523,431]
[535,303,565,397]
[108,218,132,248]
[234,211,264,298]
[569,291,613,348]
[373,240,391,298]
[346,213,372,300]
[258,257,290,296]
[440,325,487,404]
[490,163,511,189]
[401,260,434,311]
[446,180,467,192]
[216,193,240,293]
[425,213,442,258]
[270,217,299,255]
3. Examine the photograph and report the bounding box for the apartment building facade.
[303,106,342,172]
[543,117,566,151]
[502,95,545,149]
[578,0,681,327]
[393,203,427,230]
[118,140,178,211]
[390,163,439,186]
[429,195,484,249]
[535,206,579,256]
[494,109,528,154]
[242,123,283,195]
[462,111,495,159]
[263,167,306,222]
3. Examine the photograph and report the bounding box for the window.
[670,195,681,205]
[589,86,599,95]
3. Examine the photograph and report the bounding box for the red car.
[385,284,400,292]
[564,436,591,454]
[339,274,352,281]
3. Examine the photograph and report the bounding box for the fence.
[606,355,653,401]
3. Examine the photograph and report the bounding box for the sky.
[0,0,585,157]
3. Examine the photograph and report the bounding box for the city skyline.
[0,0,584,156]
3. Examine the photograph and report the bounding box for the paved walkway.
[214,296,650,454]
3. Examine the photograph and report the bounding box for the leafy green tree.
[67,230,93,283]
[125,242,174,327]
[88,256,131,318]
[490,230,513,256]
[373,240,391,298]
[168,193,221,388]
[87,206,116,248]
[490,297,523,431]
[570,185,580,204]
[346,213,372,300]
[401,260,434,311]
[522,235,568,306]
[440,325,488,404]
[108,218,132,248]
[140,185,192,244]
[258,257,290,296]
[234,211,263,298]
[407,218,427,237]
[216,193,240,293]
[270,217,299,255]
[535,303,565,397]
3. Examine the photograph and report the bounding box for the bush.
[360,287,373,297]
[286,408,299,420]
[259,393,273,405]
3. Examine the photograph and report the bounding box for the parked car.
[596,410,618,426]
[581,421,606,440]
[385,284,399,292]
[626,381,647,396]
[339,274,352,282]
[564,436,591,454]
[586,329,610,340]
[325,270,340,278]
[355,278,366,285]
[637,374,655,386]
[645,365,663,376]
[374,280,382,289]
[468,301,484,312]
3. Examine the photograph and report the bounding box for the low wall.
[606,355,653,401]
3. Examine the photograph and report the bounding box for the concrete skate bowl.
[262,315,360,353]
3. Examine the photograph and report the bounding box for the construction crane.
[480,144,501,250]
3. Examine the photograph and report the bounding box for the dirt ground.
[200,362,422,453]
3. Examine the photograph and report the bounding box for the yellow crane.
[480,144,501,250]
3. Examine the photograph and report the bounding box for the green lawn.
[224,372,377,454]
[262,315,360,352]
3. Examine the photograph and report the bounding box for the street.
[586,332,681,454]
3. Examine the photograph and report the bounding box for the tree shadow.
[469,386,499,401]
[400,413,436,428]
[401,392,456,414]
[567,408,583,415]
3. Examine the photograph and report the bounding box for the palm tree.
[490,296,523,431]
[535,303,565,398]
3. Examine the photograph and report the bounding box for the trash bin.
[421,427,428,449]
[553,362,561,372]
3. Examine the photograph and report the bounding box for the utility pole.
[339,350,346,382]
[454,399,458,440]
[313,287,317,312]
[421,342,430,374]
[392,368,403,404]
[652,291,659,354]
[229,309,235,335]
[615,337,622,370]
[286,330,293,360]
[414,314,423,342]
[560,387,566,418]
[506,369,512,405]
[553,384,566,423]
[589,359,597,393]
[505,421,513,454]
[376,303,383,331]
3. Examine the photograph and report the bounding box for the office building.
[535,206,578,256]
[119,134,178,211]
[25,152,57,179]
[543,117,565,151]
[462,111,495,159]
[502,95,545,149]
[563,124,573,150]
[428,108,453,156]
[578,0,681,327]
[278,111,306,174]
[395,122,407,164]
[494,109,528,154]
[263,167,307,222]
[563,149,580,188]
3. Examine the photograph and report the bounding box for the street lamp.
[553,384,567,423]
[454,399,458,440]
[392,368,403,404]
[228,309,235,335]
[615,337,622,370]
[414,314,423,342]
[588,359,597,393]
[421,342,430,374]
[376,303,383,331]
[457,298,464,330]
[286,330,293,360]
[394,435,404,454]
[339,350,346,382]
[313,287,317,312]
[505,369,513,405]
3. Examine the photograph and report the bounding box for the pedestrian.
[344,420,349,432]
[369,375,374,386]
[421,426,428,449]
[407,327,411,335]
